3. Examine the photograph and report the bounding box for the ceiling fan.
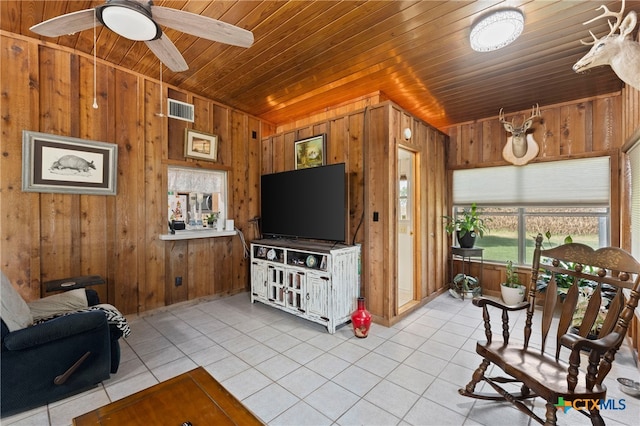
[29,0,254,72]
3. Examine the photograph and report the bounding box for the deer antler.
[580,0,626,45]
[529,104,540,121]
[580,30,600,46]
[500,105,539,128]
[522,104,540,128]
[498,108,507,124]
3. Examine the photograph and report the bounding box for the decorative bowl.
[617,377,640,397]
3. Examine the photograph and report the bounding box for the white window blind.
[628,142,640,259]
[453,157,610,206]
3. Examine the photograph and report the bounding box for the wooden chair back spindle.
[531,235,640,370]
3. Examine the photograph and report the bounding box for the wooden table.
[73,367,263,425]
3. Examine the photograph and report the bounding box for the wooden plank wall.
[442,93,635,296]
[625,32,640,142]
[622,83,640,142]
[0,33,264,314]
[262,101,448,325]
[385,105,448,322]
[445,95,623,169]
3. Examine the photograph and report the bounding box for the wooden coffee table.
[73,367,263,425]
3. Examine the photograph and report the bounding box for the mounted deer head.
[499,104,540,166]
[573,0,640,91]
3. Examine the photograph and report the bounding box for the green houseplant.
[443,202,490,248]
[500,260,526,305]
[206,212,220,228]
[449,273,481,299]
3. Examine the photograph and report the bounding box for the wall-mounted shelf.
[159,229,236,241]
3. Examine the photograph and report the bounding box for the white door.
[398,147,416,309]
[251,261,268,301]
[306,272,329,319]
[267,265,286,306]
[285,270,305,311]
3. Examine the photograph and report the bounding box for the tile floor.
[3,291,639,426]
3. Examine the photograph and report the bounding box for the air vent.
[167,99,194,122]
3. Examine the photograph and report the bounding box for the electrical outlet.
[175,276,182,287]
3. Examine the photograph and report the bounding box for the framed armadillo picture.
[22,131,118,195]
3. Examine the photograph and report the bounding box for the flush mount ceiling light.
[470,9,524,52]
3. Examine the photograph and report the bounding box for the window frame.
[167,166,228,226]
[450,156,613,265]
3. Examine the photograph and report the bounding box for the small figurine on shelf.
[172,200,183,221]
[168,192,186,230]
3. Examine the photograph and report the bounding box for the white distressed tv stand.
[250,239,360,334]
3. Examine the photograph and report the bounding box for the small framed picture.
[184,129,218,162]
[168,192,188,222]
[22,130,118,195]
[295,134,326,169]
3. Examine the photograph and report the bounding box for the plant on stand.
[444,202,490,248]
[500,260,526,305]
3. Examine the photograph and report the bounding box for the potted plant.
[449,273,481,299]
[206,212,219,228]
[500,260,526,305]
[443,202,490,248]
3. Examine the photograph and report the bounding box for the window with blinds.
[453,157,610,206]
[451,157,611,264]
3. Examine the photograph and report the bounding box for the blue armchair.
[1,273,123,417]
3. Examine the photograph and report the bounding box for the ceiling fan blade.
[30,9,99,37]
[152,6,253,48]
[145,34,189,72]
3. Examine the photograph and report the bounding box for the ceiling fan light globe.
[99,5,159,41]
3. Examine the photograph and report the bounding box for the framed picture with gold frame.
[184,129,218,162]
[295,134,326,169]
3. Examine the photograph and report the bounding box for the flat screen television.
[260,163,346,242]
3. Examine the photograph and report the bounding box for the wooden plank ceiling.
[2,0,638,129]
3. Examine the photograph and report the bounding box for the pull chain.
[92,12,98,109]
[158,62,164,116]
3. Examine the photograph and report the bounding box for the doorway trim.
[397,145,420,314]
